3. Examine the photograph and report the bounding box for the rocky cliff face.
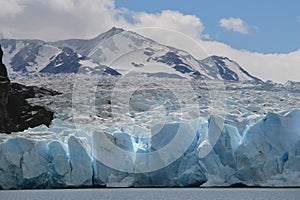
[0,45,13,131]
[0,45,54,134]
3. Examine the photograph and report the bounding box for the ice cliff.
[0,110,299,189]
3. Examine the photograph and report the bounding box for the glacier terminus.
[0,28,299,189]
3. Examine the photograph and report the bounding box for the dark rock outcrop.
[10,82,61,99]
[0,45,54,134]
[0,45,13,131]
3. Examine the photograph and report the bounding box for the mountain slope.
[52,27,261,82]
[0,39,120,75]
[52,27,161,65]
[202,56,263,83]
[0,27,262,83]
[51,27,215,79]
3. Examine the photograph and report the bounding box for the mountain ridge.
[0,27,263,83]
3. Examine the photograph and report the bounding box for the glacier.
[0,107,299,189]
[0,73,300,189]
[1,27,299,190]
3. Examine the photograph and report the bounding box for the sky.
[115,0,300,54]
[0,0,299,82]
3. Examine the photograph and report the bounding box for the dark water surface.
[1,188,299,200]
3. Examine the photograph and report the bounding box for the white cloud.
[45,0,114,13]
[199,41,300,83]
[0,2,205,41]
[0,0,25,17]
[219,17,249,34]
[123,10,206,50]
[132,10,205,38]
[0,0,117,40]
[201,34,210,40]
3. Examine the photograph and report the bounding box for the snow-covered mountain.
[202,55,263,83]
[0,27,262,83]
[0,39,120,75]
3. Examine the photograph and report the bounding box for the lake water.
[1,188,299,200]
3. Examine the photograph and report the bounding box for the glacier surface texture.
[0,75,299,189]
